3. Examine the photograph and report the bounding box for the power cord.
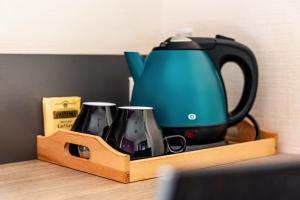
[246,114,260,140]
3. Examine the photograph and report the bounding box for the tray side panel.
[129,137,277,182]
[37,131,130,183]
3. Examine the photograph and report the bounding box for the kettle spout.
[124,52,144,82]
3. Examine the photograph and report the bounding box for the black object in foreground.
[158,159,300,200]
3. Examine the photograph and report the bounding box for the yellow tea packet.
[43,96,81,136]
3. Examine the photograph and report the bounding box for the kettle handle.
[205,35,258,127]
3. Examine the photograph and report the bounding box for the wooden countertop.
[0,160,156,200]
[1,154,300,200]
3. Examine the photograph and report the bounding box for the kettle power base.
[185,140,228,151]
[37,120,277,183]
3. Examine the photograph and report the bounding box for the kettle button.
[188,113,197,120]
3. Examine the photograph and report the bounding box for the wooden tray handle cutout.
[64,143,91,159]
[37,130,131,182]
[226,119,277,143]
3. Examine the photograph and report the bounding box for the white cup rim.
[83,102,116,106]
[118,106,153,110]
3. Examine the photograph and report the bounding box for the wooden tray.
[37,120,277,183]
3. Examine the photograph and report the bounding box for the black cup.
[70,102,117,158]
[105,106,186,160]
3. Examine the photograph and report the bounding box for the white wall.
[0,0,162,54]
[161,0,300,153]
[0,0,299,153]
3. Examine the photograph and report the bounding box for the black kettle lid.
[153,29,201,50]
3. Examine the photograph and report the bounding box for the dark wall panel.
[0,54,129,164]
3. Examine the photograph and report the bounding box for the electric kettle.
[124,32,258,144]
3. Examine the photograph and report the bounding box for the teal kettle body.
[125,34,258,144]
